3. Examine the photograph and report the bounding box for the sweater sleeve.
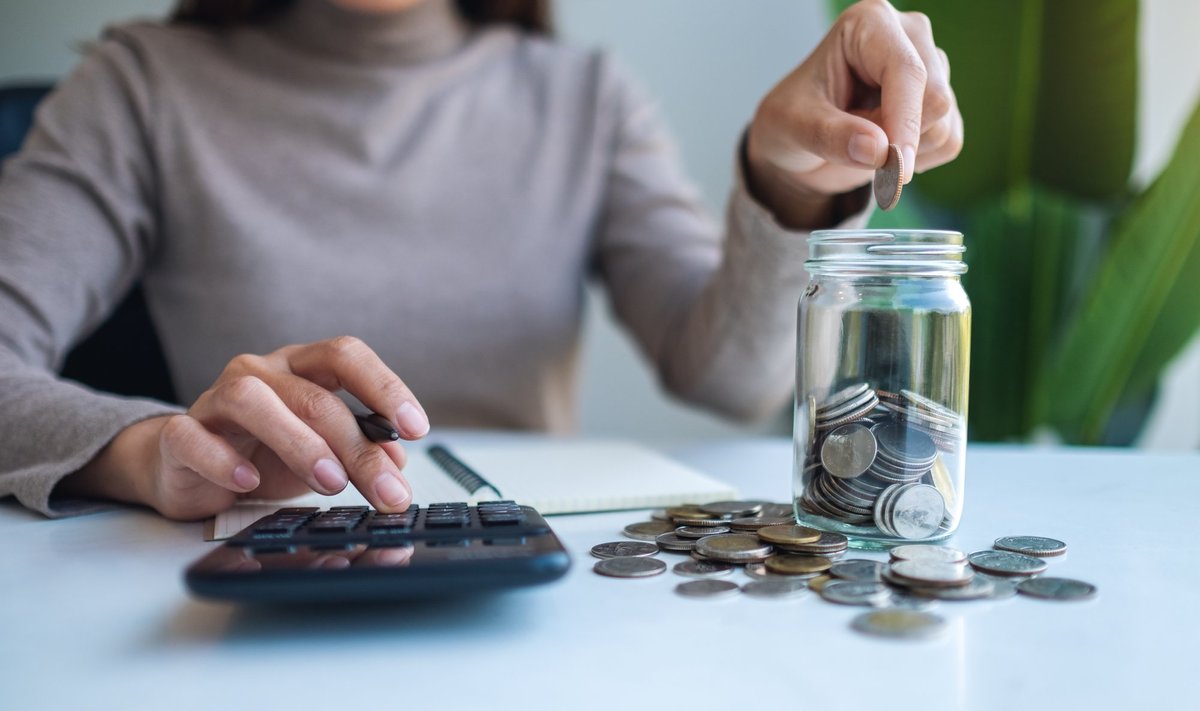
[0,35,182,517]
[592,58,871,423]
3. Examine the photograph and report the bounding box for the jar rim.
[806,229,967,277]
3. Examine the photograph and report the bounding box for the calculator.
[185,502,571,603]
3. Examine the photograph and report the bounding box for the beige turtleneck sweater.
[0,0,868,516]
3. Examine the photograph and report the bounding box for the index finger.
[842,2,928,182]
[282,336,430,440]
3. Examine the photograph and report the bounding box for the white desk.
[2,440,1198,710]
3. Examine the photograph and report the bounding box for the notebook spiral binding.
[427,444,503,498]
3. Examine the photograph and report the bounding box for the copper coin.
[873,143,904,210]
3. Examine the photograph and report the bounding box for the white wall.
[1,0,1198,447]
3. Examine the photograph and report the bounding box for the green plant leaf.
[826,0,1137,204]
[1042,99,1200,443]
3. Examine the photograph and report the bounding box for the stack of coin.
[798,382,966,540]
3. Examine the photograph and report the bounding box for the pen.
[355,412,400,443]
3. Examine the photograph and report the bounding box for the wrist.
[742,129,836,230]
[56,416,168,507]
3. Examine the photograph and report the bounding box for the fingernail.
[375,473,411,509]
[396,401,430,438]
[233,464,259,491]
[902,145,916,183]
[848,133,879,168]
[313,458,348,494]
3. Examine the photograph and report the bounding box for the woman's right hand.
[59,336,429,521]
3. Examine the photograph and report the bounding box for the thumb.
[798,104,889,170]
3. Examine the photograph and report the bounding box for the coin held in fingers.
[873,143,904,211]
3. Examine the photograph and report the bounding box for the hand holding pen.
[60,336,428,521]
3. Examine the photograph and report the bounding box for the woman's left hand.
[745,0,963,228]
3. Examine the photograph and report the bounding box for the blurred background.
[2,0,1197,448]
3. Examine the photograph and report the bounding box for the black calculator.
[185,502,571,603]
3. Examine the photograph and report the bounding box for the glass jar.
[793,230,970,549]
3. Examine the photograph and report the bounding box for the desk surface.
[2,439,1198,710]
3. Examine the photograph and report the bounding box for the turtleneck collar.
[273,0,469,65]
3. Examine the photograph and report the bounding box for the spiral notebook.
[207,439,737,540]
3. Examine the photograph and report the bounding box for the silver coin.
[890,544,967,564]
[650,509,671,521]
[590,541,659,559]
[888,484,946,539]
[729,515,794,531]
[675,579,741,599]
[885,591,940,611]
[654,533,697,552]
[818,383,871,413]
[593,556,667,578]
[760,503,796,519]
[742,580,806,599]
[909,575,996,601]
[621,520,676,541]
[699,500,765,518]
[889,560,974,587]
[852,609,946,639]
[973,573,1020,599]
[994,536,1068,558]
[821,423,878,479]
[872,421,938,465]
[695,533,774,562]
[967,550,1048,577]
[675,525,731,539]
[743,562,817,581]
[829,559,886,582]
[819,580,893,606]
[673,559,734,579]
[1017,577,1097,601]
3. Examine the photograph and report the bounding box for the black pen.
[355,412,400,443]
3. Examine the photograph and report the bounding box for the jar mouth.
[806,229,967,277]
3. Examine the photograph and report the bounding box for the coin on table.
[807,574,834,592]
[675,579,741,599]
[890,544,967,565]
[829,559,886,582]
[973,573,1020,600]
[759,503,797,519]
[994,536,1068,558]
[757,524,823,546]
[655,533,697,553]
[591,541,659,559]
[766,553,833,576]
[908,575,996,601]
[673,559,735,578]
[594,556,667,578]
[622,521,677,541]
[696,533,774,562]
[744,562,814,581]
[729,515,795,531]
[773,531,849,555]
[872,144,905,210]
[700,500,766,518]
[820,580,893,606]
[1017,577,1097,601]
[820,423,878,480]
[967,550,1048,577]
[889,560,974,588]
[852,609,946,639]
[672,514,733,527]
[742,579,806,599]
[650,509,671,521]
[676,525,731,539]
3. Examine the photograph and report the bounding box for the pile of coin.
[799,383,964,539]
[593,513,1098,639]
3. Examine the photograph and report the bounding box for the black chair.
[0,83,178,404]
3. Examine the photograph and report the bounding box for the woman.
[0,0,962,520]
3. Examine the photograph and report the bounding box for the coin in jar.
[621,521,677,541]
[852,609,946,639]
[967,550,1048,577]
[1017,577,1097,601]
[873,144,905,210]
[675,579,741,599]
[593,556,667,578]
[673,559,735,578]
[590,541,659,559]
[820,422,878,479]
[994,536,1068,558]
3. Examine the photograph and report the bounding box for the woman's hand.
[59,336,428,520]
[745,0,964,228]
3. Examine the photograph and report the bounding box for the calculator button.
[329,506,370,512]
